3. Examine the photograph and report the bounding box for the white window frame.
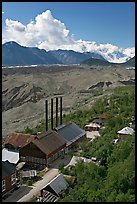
[11,173,16,185]
[2,179,6,192]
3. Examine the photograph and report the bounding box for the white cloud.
[2,11,4,14]
[3,10,71,47]
[2,9,135,63]
[6,19,25,32]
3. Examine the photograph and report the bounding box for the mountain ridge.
[81,56,135,67]
[3,41,134,66]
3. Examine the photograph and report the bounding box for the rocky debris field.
[2,65,135,138]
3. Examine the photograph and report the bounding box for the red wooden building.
[20,130,66,169]
[2,161,17,196]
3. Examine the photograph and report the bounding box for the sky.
[2,2,135,62]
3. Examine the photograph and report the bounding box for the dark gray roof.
[2,161,16,179]
[43,173,68,196]
[93,118,104,124]
[55,122,86,146]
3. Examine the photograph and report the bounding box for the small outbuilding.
[65,156,92,168]
[92,118,104,126]
[84,122,100,131]
[117,126,135,139]
[38,173,68,202]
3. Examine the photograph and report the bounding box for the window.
[2,180,5,192]
[20,156,25,161]
[11,173,16,185]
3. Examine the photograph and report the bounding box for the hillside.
[81,57,113,66]
[58,85,135,202]
[2,65,135,137]
[2,41,61,65]
[81,56,135,67]
[16,85,135,202]
[122,56,135,67]
[48,50,106,64]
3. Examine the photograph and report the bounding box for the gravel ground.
[2,66,135,138]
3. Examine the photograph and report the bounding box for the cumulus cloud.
[2,9,135,63]
[6,19,26,32]
[2,11,4,14]
[3,10,72,48]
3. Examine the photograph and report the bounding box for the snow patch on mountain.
[3,10,135,63]
[45,40,134,63]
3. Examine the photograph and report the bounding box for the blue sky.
[2,2,135,49]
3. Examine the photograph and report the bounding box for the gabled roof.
[55,122,86,146]
[2,148,19,164]
[4,132,35,148]
[55,122,86,145]
[92,118,104,124]
[44,173,68,196]
[32,130,66,156]
[85,122,100,128]
[2,161,16,179]
[117,127,135,135]
[66,156,92,168]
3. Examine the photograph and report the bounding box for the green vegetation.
[20,175,42,186]
[58,85,135,202]
[22,85,135,202]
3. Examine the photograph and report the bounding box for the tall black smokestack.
[60,97,62,125]
[51,98,54,130]
[56,97,58,127]
[45,100,48,131]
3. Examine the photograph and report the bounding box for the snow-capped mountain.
[64,40,135,63]
[2,41,135,66]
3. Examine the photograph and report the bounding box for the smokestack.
[60,97,62,125]
[45,100,48,131]
[56,97,58,127]
[51,98,54,130]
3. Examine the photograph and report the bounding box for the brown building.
[3,132,35,151]
[117,127,135,140]
[20,130,66,169]
[2,161,17,196]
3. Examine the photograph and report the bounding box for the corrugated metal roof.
[117,127,135,135]
[54,124,65,131]
[32,130,66,156]
[66,156,92,167]
[2,148,19,164]
[44,173,68,196]
[2,161,16,178]
[55,122,86,145]
[4,132,35,148]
